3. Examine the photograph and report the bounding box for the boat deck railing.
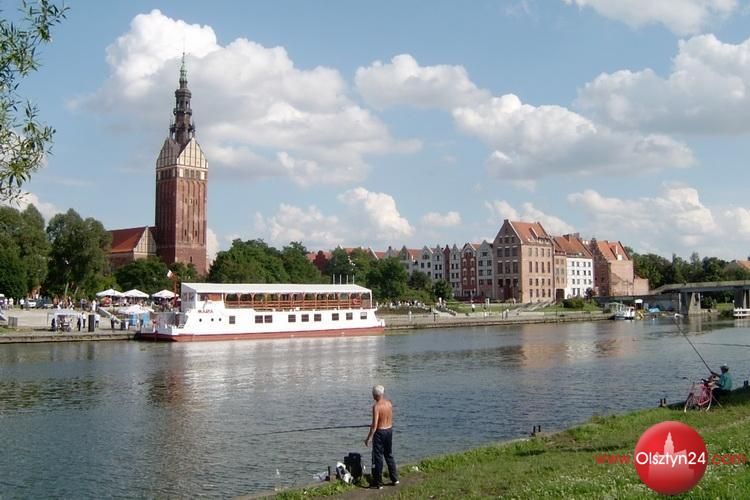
[224,298,372,311]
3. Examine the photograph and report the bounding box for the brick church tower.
[154,56,208,274]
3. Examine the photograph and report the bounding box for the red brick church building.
[108,57,208,274]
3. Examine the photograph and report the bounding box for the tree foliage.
[432,279,453,302]
[0,203,47,295]
[115,257,169,295]
[45,209,111,297]
[0,1,68,200]
[365,257,408,301]
[208,239,323,284]
[0,232,27,298]
[631,250,750,288]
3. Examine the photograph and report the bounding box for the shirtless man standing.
[364,385,399,489]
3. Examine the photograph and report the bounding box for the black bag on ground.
[344,452,363,480]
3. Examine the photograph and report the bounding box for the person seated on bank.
[710,364,732,398]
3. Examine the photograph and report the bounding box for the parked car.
[25,299,37,309]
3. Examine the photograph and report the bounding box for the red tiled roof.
[554,234,592,258]
[508,221,551,243]
[109,226,149,254]
[731,260,750,271]
[594,240,629,261]
[373,251,386,259]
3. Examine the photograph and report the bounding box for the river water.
[1,318,749,497]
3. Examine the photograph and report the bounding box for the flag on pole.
[167,270,174,279]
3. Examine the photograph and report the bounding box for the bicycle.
[683,376,718,412]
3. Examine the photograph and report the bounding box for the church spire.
[170,53,195,148]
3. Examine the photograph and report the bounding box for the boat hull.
[136,325,385,342]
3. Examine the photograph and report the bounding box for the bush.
[562,297,586,309]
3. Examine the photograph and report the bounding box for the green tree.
[664,254,687,284]
[0,203,48,294]
[702,257,726,282]
[0,232,26,299]
[365,257,408,302]
[281,242,324,283]
[169,262,199,282]
[408,270,431,291]
[326,247,355,282]
[632,253,670,289]
[18,204,48,291]
[432,279,453,302]
[348,247,376,284]
[115,258,169,295]
[0,1,68,200]
[208,239,290,283]
[45,209,111,298]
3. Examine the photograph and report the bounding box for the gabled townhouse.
[430,245,446,282]
[476,240,494,299]
[588,239,648,296]
[493,220,554,303]
[447,244,462,296]
[554,234,594,298]
[460,243,478,299]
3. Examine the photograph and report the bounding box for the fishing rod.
[673,314,713,373]
[252,424,371,437]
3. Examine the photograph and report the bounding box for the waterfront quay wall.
[384,311,611,330]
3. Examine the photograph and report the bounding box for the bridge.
[650,280,750,315]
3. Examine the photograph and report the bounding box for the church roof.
[110,226,152,253]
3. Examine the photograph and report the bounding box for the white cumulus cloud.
[338,187,414,241]
[206,227,220,264]
[568,185,719,249]
[420,211,462,228]
[355,54,490,109]
[577,34,750,134]
[485,200,575,235]
[455,94,694,181]
[253,204,343,249]
[74,10,418,186]
[563,0,738,35]
[2,192,60,221]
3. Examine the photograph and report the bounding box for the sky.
[9,0,750,261]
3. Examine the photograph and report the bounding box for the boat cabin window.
[301,314,309,322]
[360,312,367,320]
[288,314,296,323]
[332,313,339,321]
[314,313,321,322]
[229,316,236,324]
[346,312,353,320]
[255,315,263,324]
[264,315,272,323]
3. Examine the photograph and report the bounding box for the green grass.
[446,302,513,314]
[273,388,750,499]
[539,302,603,313]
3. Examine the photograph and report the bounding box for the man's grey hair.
[372,385,385,396]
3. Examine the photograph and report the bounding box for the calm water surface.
[1,318,749,497]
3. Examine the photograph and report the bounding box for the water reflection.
[0,319,748,497]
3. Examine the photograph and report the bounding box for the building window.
[288,314,296,323]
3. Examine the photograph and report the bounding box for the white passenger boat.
[146,282,385,341]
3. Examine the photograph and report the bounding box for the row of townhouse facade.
[310,219,649,303]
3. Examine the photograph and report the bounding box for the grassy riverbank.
[273,387,750,499]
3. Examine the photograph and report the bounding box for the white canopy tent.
[95,288,122,298]
[151,289,175,299]
[117,304,153,315]
[122,289,149,299]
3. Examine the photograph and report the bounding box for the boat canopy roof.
[181,282,373,295]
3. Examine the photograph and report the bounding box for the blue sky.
[11,0,750,261]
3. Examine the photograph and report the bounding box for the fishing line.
[673,314,713,373]
[252,424,370,437]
